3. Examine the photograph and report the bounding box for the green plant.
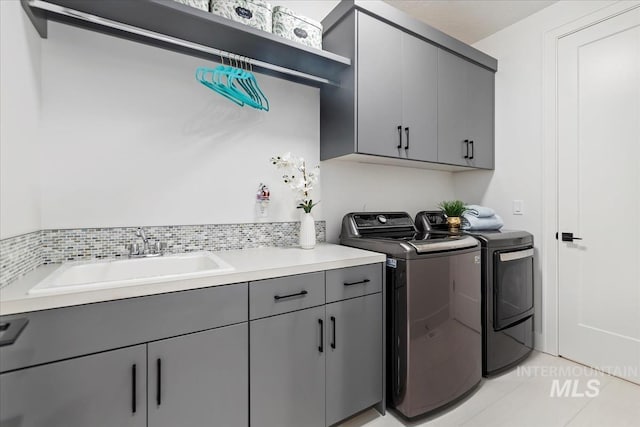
[438,200,467,217]
[297,200,318,213]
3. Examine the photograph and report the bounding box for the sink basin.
[29,252,234,295]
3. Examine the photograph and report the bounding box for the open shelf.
[23,0,351,87]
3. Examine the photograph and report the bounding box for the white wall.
[39,20,321,229]
[0,1,42,239]
[322,160,455,242]
[34,0,454,237]
[453,0,616,351]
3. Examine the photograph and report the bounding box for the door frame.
[541,1,640,356]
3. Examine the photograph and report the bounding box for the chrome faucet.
[127,227,166,258]
[136,227,149,253]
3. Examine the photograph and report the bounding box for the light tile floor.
[339,351,640,427]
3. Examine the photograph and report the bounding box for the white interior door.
[558,7,640,384]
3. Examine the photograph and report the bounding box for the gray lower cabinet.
[148,323,248,427]
[250,305,326,427]
[0,345,147,427]
[249,266,384,427]
[326,293,383,426]
[437,49,495,169]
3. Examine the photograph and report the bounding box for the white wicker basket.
[210,0,273,33]
[272,6,322,49]
[173,0,209,12]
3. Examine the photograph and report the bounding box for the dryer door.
[493,247,534,330]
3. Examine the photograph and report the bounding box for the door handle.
[463,139,469,159]
[318,319,324,353]
[561,232,583,242]
[131,364,137,414]
[330,316,336,349]
[469,140,474,159]
[397,125,402,149]
[156,358,162,406]
[404,127,409,150]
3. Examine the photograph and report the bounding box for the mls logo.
[550,379,600,397]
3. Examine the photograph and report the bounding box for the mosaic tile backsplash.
[0,221,326,288]
[0,231,43,290]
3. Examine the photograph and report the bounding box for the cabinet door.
[357,12,403,158]
[401,33,438,162]
[437,49,471,166]
[0,345,146,427]
[465,61,495,169]
[326,293,383,426]
[148,323,248,427]
[250,306,326,427]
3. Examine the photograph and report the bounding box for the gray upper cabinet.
[148,324,248,427]
[250,305,326,427]
[321,3,496,170]
[437,49,495,169]
[357,13,404,158]
[0,345,147,427]
[326,293,383,426]
[401,30,439,162]
[322,12,438,163]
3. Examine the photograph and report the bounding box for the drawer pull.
[274,290,308,301]
[344,279,370,287]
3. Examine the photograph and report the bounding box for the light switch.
[513,200,524,215]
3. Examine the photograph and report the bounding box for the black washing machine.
[415,211,534,376]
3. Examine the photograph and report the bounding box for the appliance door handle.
[330,316,336,349]
[131,364,137,414]
[499,248,534,262]
[0,318,28,347]
[156,358,162,406]
[404,127,409,150]
[318,319,324,353]
[397,125,402,149]
[463,139,469,159]
[469,140,474,159]
[274,290,308,300]
[344,279,370,286]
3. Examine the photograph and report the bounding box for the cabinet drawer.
[326,264,382,303]
[250,272,325,320]
[0,282,248,373]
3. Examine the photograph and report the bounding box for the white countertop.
[0,244,386,316]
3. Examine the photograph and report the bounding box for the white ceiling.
[383,0,557,44]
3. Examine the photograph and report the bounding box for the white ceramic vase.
[299,212,316,249]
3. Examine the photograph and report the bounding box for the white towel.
[464,205,496,218]
[462,213,504,231]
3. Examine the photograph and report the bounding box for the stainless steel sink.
[29,252,234,295]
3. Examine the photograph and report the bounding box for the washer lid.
[407,235,478,253]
